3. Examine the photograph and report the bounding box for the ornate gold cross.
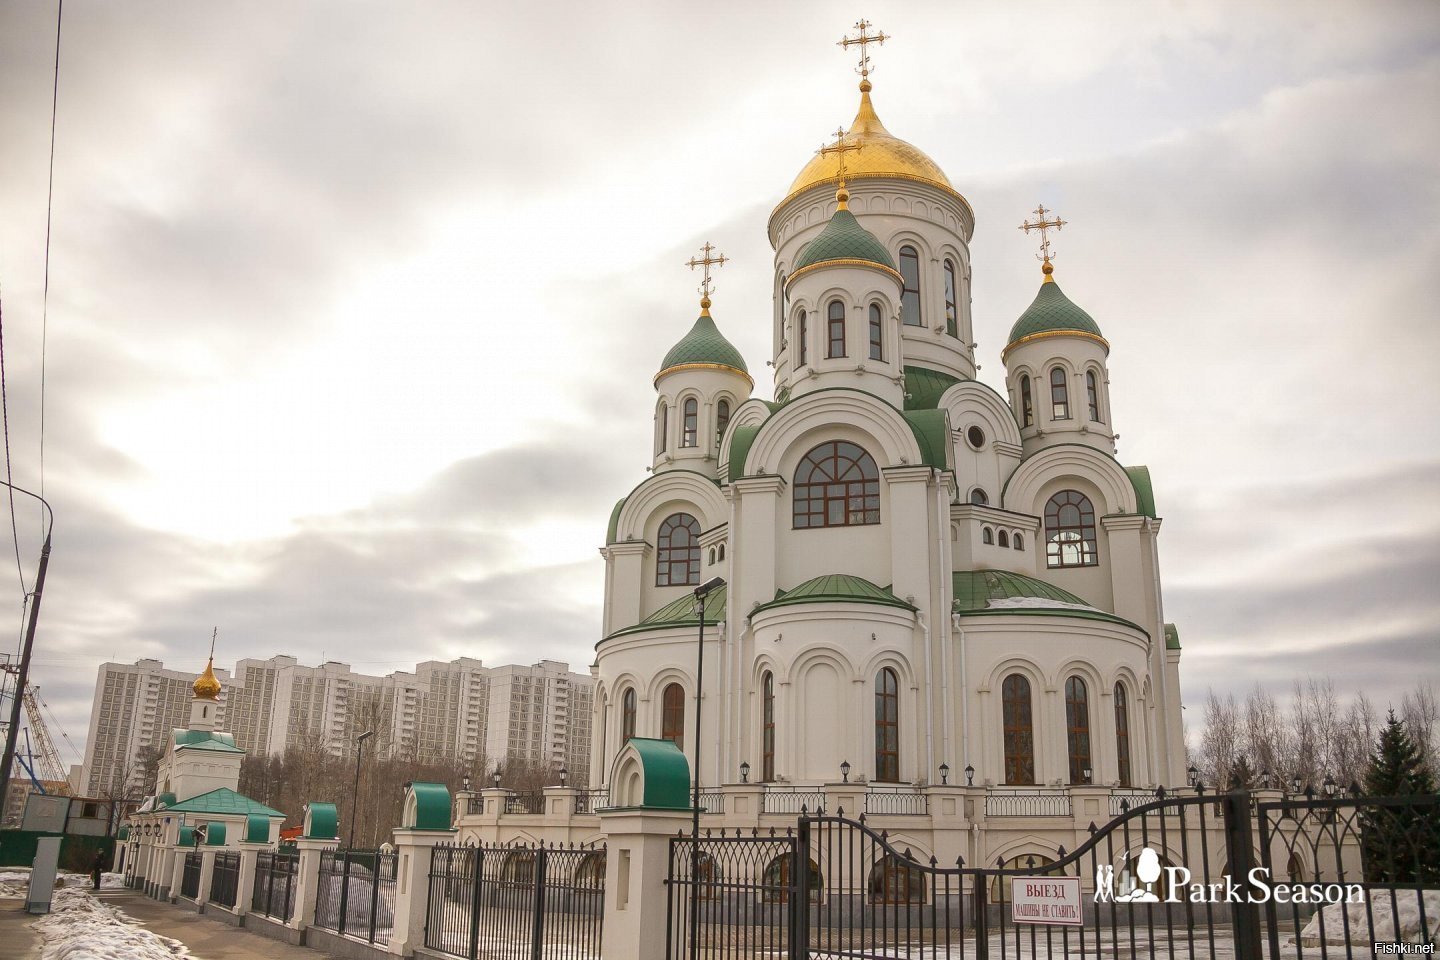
[1020,204,1067,274]
[819,126,862,183]
[686,242,728,306]
[839,19,889,81]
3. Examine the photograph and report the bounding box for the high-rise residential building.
[78,655,593,796]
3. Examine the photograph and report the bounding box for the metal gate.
[665,790,1438,959]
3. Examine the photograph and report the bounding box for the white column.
[289,837,338,930]
[387,829,451,956]
[597,808,691,960]
[195,848,217,906]
[235,842,267,916]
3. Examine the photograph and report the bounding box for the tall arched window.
[681,398,698,447]
[775,272,787,341]
[943,259,959,337]
[715,399,731,448]
[868,856,925,904]
[982,526,994,545]
[1002,674,1035,785]
[793,441,880,528]
[621,689,636,743]
[1044,490,1098,568]
[875,667,900,782]
[661,682,685,750]
[1049,366,1070,420]
[997,530,1010,548]
[656,513,701,585]
[1114,682,1132,788]
[797,310,809,366]
[655,402,668,455]
[1019,375,1034,428]
[1086,370,1102,422]
[827,300,846,358]
[762,671,776,782]
[1066,676,1091,783]
[899,246,922,326]
[868,304,883,360]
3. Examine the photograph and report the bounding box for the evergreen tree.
[1359,711,1440,883]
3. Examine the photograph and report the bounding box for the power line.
[0,293,30,602]
[39,0,64,511]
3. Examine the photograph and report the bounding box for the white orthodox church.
[586,41,1187,811]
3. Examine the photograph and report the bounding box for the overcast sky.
[0,0,1436,765]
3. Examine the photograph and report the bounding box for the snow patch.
[1297,890,1440,947]
[31,886,193,960]
[985,597,1100,612]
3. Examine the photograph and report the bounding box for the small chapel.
[588,22,1187,811]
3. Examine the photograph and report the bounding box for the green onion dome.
[655,303,752,386]
[1004,264,1107,354]
[788,205,900,286]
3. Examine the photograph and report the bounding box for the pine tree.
[1359,711,1440,883]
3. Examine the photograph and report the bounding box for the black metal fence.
[984,789,1073,818]
[504,791,546,815]
[864,786,929,816]
[574,790,608,815]
[425,840,605,960]
[313,849,398,945]
[210,851,241,909]
[252,848,299,921]
[666,828,799,959]
[180,851,202,899]
[761,787,826,815]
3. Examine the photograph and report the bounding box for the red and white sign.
[1009,876,1083,926]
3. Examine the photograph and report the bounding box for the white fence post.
[289,837,337,931]
[195,848,217,907]
[387,829,449,955]
[597,807,690,960]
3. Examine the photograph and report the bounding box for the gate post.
[289,836,338,931]
[530,846,548,960]
[790,819,811,960]
[388,828,453,956]
[973,873,989,960]
[596,806,691,960]
[1222,789,1264,960]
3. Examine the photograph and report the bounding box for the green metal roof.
[1008,279,1104,344]
[903,366,963,411]
[162,787,284,819]
[1165,623,1181,650]
[727,425,762,482]
[304,801,339,839]
[1125,465,1158,519]
[753,574,915,615]
[156,792,177,809]
[244,814,270,843]
[204,822,228,846]
[952,570,1147,633]
[605,586,729,641]
[405,782,453,831]
[622,738,691,810]
[173,730,242,753]
[178,825,197,848]
[657,312,749,379]
[606,497,627,545]
[791,209,897,274]
[117,825,130,841]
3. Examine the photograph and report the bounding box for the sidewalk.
[0,900,40,960]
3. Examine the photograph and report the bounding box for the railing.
[179,851,202,900]
[210,851,241,909]
[864,786,929,816]
[465,796,484,816]
[573,789,608,814]
[1109,788,1161,816]
[762,786,826,815]
[984,789,1072,817]
[425,841,605,960]
[666,829,799,959]
[252,849,299,921]
[503,791,545,815]
[695,789,726,814]
[313,849,398,946]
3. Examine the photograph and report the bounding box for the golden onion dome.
[780,80,962,211]
[193,657,222,700]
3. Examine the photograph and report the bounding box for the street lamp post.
[348,731,374,849]
[689,575,724,960]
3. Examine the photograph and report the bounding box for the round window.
[966,425,986,449]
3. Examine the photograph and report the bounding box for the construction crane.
[23,686,68,787]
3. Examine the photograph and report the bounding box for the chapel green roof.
[952,569,1146,633]
[903,366,963,410]
[1164,623,1181,650]
[1007,277,1105,346]
[161,787,284,819]
[753,574,915,615]
[791,209,897,275]
[603,585,729,641]
[173,729,242,753]
[1125,465,1158,519]
[657,311,750,382]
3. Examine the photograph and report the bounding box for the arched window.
[656,513,701,585]
[621,689,636,743]
[1044,491,1098,568]
[1014,532,1025,550]
[793,441,880,528]
[868,304,883,360]
[661,682,685,750]
[991,854,1057,902]
[982,526,994,545]
[717,543,725,561]
[681,398,698,448]
[763,854,821,902]
[762,671,776,782]
[970,488,988,506]
[655,402,668,455]
[875,667,900,782]
[797,310,808,366]
[1049,366,1070,420]
[868,855,925,904]
[715,399,731,448]
[707,547,715,565]
[997,530,1010,548]
[943,259,958,337]
[1114,682,1132,788]
[776,272,787,341]
[1066,676,1092,784]
[827,300,846,358]
[1002,674,1035,785]
[899,246,921,326]
[1020,375,1034,428]
[1086,370,1101,421]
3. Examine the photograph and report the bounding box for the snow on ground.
[1298,890,1440,947]
[0,871,127,898]
[31,885,193,960]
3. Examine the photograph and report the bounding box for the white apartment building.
[79,655,593,796]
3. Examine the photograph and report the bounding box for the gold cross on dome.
[839,19,889,80]
[1020,203,1067,273]
[819,126,862,184]
[686,242,727,307]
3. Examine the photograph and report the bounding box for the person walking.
[90,850,105,891]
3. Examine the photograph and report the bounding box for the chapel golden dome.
[193,657,221,700]
[780,80,962,211]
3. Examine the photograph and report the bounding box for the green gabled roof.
[903,366,963,411]
[605,585,728,641]
[792,209,896,274]
[657,312,750,380]
[1007,279,1104,345]
[952,569,1146,633]
[1125,466,1157,519]
[753,574,915,615]
[1164,623,1181,650]
[173,729,242,753]
[162,787,284,819]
